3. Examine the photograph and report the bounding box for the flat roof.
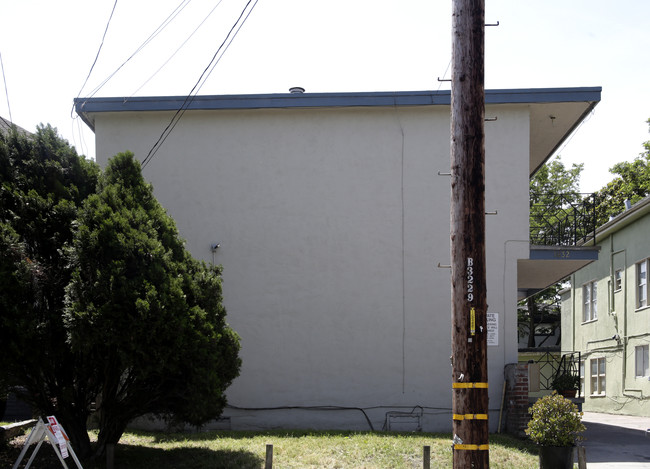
[74,87,601,176]
[75,87,601,122]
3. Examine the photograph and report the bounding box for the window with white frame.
[579,360,585,396]
[635,345,649,378]
[583,281,597,322]
[637,259,648,309]
[590,358,606,395]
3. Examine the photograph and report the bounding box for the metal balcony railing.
[529,349,582,397]
[530,193,597,246]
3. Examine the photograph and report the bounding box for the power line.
[194,0,258,95]
[141,0,260,169]
[82,0,194,102]
[127,0,226,99]
[0,50,12,123]
[73,0,119,113]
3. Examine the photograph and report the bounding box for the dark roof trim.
[74,87,602,130]
[529,245,600,261]
[594,196,650,242]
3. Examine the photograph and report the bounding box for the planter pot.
[559,389,577,399]
[539,445,574,469]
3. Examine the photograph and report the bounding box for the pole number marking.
[467,257,474,302]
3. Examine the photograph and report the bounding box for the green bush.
[551,373,580,392]
[525,392,585,446]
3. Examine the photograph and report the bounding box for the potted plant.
[526,392,586,469]
[552,373,580,398]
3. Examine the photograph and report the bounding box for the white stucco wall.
[92,102,529,431]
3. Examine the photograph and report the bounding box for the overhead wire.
[72,0,119,116]
[0,51,12,123]
[194,0,258,95]
[127,0,226,100]
[141,0,260,169]
[82,0,194,102]
[70,0,119,157]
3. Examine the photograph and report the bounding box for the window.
[583,281,597,322]
[614,269,622,291]
[635,345,649,378]
[637,259,648,309]
[579,361,585,397]
[590,358,606,395]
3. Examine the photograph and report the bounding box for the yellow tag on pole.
[470,307,475,336]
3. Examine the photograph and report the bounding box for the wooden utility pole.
[450,0,488,468]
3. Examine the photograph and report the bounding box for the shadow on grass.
[112,444,262,469]
[0,437,262,469]
[490,433,538,455]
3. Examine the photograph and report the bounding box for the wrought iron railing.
[528,349,582,397]
[530,193,597,246]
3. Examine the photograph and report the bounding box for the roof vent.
[289,87,305,94]
[624,199,632,210]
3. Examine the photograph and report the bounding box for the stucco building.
[75,87,600,431]
[560,196,650,417]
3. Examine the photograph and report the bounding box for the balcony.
[517,193,600,299]
[530,193,598,246]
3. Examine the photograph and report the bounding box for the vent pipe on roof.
[624,199,632,211]
[289,87,305,94]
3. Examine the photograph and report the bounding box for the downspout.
[610,238,640,397]
[571,273,576,355]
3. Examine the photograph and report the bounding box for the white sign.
[487,312,498,346]
[12,417,84,469]
[47,416,69,459]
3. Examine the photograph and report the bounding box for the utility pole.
[450,0,488,468]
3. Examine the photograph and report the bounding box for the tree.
[64,152,241,457]
[594,118,650,225]
[521,156,583,347]
[0,125,100,456]
[517,287,562,348]
[529,156,584,245]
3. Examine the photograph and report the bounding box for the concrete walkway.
[580,412,650,468]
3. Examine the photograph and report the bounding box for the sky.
[0,0,649,193]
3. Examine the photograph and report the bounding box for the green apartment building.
[561,196,650,416]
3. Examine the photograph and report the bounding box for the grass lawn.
[2,429,539,468]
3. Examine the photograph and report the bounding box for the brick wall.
[503,363,530,437]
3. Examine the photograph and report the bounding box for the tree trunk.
[95,411,129,459]
[527,296,537,348]
[54,408,93,460]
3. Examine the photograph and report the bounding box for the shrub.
[525,392,585,447]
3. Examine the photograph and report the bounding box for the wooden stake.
[423,445,431,469]
[265,444,273,469]
[450,0,488,468]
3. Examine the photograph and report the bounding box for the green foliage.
[593,118,650,225]
[65,152,241,456]
[530,156,583,202]
[517,287,562,348]
[0,124,99,456]
[526,392,585,447]
[551,374,580,392]
[1,132,239,459]
[521,156,582,347]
